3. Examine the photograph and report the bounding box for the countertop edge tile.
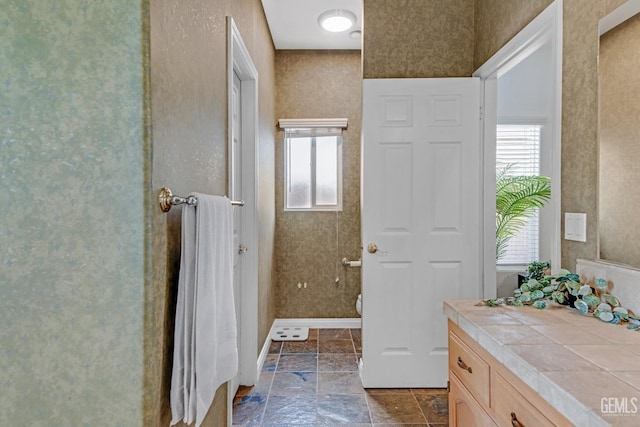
[537,371,591,426]
[476,327,505,364]
[500,345,540,391]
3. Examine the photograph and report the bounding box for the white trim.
[497,116,547,125]
[481,78,497,299]
[599,0,640,35]
[474,0,562,297]
[227,17,259,427]
[550,2,563,277]
[256,322,277,376]
[273,318,362,329]
[278,118,348,129]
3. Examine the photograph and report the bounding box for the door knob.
[238,244,248,254]
[367,243,378,254]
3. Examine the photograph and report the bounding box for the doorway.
[227,17,259,421]
[359,0,562,388]
[474,0,563,298]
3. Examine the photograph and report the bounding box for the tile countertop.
[443,299,640,427]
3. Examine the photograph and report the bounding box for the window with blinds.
[496,124,543,265]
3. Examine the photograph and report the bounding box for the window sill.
[496,264,528,273]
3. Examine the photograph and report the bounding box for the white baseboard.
[256,322,276,380]
[273,318,362,329]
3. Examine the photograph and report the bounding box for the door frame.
[226,15,259,413]
[474,0,563,298]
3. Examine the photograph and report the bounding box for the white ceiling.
[261,0,363,50]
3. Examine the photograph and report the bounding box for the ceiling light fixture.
[318,9,356,33]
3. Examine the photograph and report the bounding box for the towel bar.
[159,187,244,212]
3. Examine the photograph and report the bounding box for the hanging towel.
[170,197,196,425]
[170,194,238,426]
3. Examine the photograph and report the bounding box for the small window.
[284,127,343,211]
[496,123,543,265]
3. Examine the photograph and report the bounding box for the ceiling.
[261,0,363,50]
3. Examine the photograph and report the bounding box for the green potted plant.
[495,164,551,261]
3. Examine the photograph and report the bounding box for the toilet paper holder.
[341,257,361,267]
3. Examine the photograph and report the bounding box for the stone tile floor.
[232,328,449,426]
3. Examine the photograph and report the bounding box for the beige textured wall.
[363,0,475,78]
[473,0,552,68]
[598,13,640,267]
[275,51,362,318]
[146,0,276,425]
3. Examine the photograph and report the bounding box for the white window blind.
[496,124,543,265]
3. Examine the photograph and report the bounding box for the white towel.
[170,194,238,426]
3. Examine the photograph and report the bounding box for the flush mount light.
[318,9,356,33]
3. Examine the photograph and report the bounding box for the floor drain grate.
[271,326,309,341]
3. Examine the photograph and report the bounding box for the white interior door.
[229,71,243,398]
[361,78,483,388]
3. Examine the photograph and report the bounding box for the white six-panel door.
[361,78,483,388]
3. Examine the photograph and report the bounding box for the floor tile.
[319,339,355,353]
[365,388,413,396]
[232,394,267,425]
[270,371,318,396]
[319,328,352,340]
[235,373,273,398]
[372,424,427,427]
[353,336,362,352]
[235,329,447,425]
[413,390,448,424]
[318,371,365,394]
[410,388,447,395]
[282,339,318,354]
[366,393,427,424]
[261,395,317,425]
[277,354,318,372]
[316,394,371,424]
[260,424,315,427]
[268,341,282,354]
[318,353,358,371]
[262,354,279,372]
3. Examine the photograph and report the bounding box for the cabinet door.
[449,372,497,427]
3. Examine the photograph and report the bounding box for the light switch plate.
[565,213,587,242]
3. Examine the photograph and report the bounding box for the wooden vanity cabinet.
[448,321,573,427]
[449,372,497,427]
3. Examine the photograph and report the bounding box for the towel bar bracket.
[159,187,244,212]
